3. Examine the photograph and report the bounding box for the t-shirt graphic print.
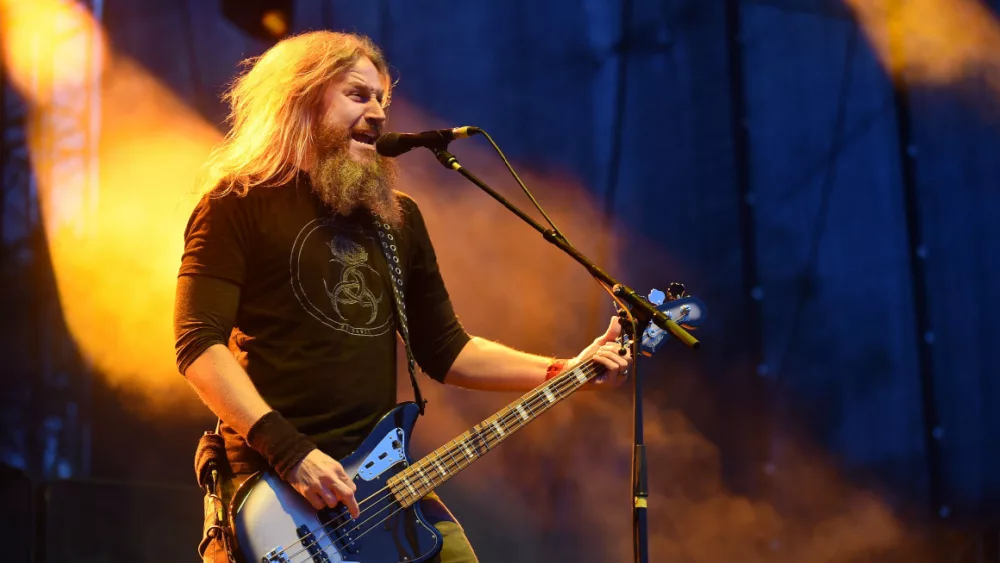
[290,218,393,337]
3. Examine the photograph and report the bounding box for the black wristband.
[245,411,317,480]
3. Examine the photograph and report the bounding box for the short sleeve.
[399,195,471,382]
[179,192,252,285]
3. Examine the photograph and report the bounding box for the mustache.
[308,127,402,228]
[316,125,382,151]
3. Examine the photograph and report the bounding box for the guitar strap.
[369,211,426,416]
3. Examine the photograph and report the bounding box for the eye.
[348,90,365,102]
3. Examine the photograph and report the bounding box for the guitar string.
[308,331,632,522]
[352,358,604,513]
[289,325,647,560]
[274,361,606,562]
[284,362,605,563]
[278,362,603,563]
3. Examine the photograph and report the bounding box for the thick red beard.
[309,125,402,229]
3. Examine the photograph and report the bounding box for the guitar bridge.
[261,546,291,562]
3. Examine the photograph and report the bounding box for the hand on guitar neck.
[286,450,361,518]
[565,315,632,390]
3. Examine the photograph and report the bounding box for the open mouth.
[351,131,377,146]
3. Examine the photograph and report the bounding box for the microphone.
[375,126,480,157]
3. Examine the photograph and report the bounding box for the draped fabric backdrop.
[17,0,997,561]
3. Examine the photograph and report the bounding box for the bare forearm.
[183,344,271,437]
[444,337,554,392]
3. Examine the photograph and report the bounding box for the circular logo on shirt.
[289,218,392,336]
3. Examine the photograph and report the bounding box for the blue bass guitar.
[231,292,705,563]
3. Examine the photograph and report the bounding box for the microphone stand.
[429,147,700,563]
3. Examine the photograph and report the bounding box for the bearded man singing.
[174,31,632,563]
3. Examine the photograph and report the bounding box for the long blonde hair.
[203,31,391,196]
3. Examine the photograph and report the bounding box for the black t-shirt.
[177,176,469,471]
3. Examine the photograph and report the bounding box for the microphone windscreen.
[374,132,407,157]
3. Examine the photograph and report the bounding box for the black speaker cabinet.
[40,478,202,563]
[0,464,32,563]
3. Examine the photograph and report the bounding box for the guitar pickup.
[320,507,361,555]
[296,525,332,563]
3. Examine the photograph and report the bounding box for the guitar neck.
[388,359,604,507]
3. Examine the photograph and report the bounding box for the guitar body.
[230,403,442,563]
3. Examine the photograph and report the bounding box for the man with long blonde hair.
[175,30,631,563]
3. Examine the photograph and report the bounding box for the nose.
[366,99,386,125]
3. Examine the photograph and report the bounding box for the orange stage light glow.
[846,0,1000,91]
[0,0,108,108]
[1,0,221,402]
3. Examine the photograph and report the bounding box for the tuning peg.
[647,289,665,306]
[666,282,687,300]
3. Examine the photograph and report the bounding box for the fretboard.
[387,359,604,507]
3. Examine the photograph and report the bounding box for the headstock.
[617,284,706,356]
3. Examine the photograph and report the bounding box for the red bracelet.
[545,359,567,381]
